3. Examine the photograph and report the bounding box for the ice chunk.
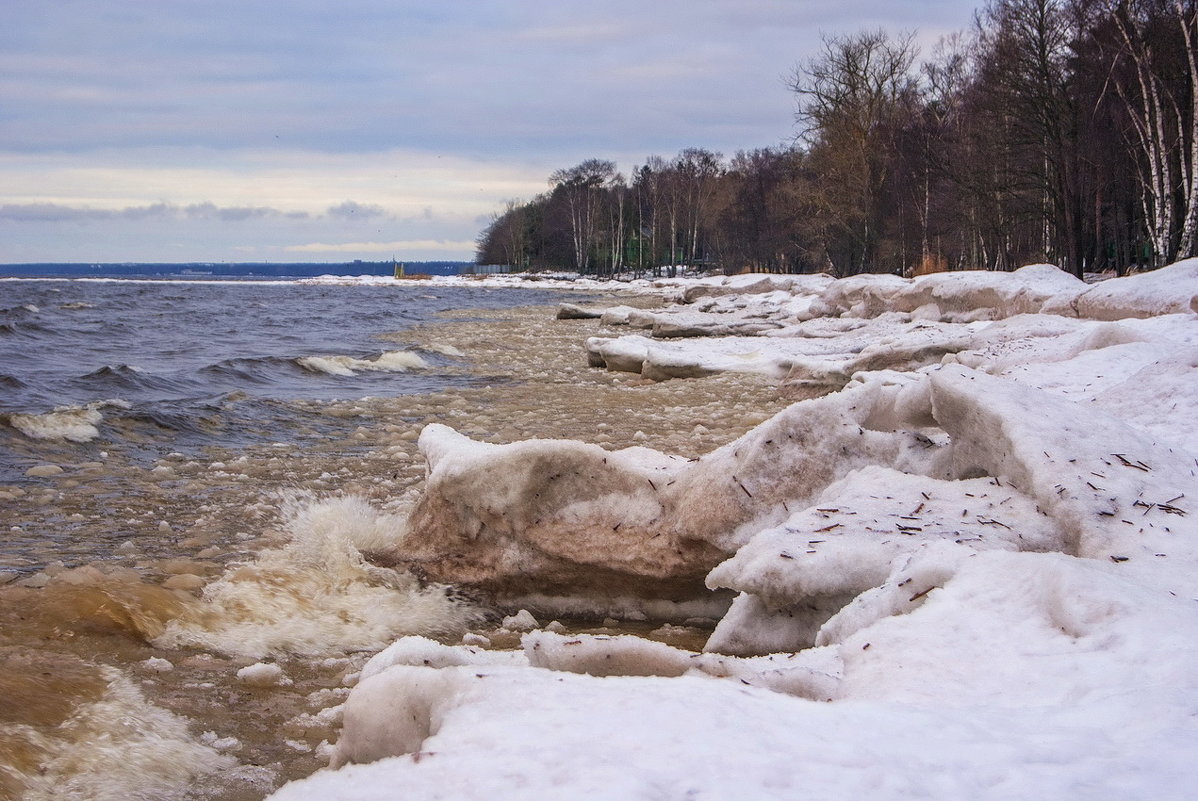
[523,630,696,677]
[500,609,540,631]
[897,263,1085,319]
[236,662,292,687]
[401,423,720,599]
[360,636,527,682]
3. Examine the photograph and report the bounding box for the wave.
[2,399,130,443]
[0,319,50,337]
[296,349,429,377]
[81,364,150,386]
[200,355,298,384]
[425,342,465,358]
[157,493,477,658]
[122,404,219,435]
[78,364,194,395]
[0,650,235,801]
[0,304,40,315]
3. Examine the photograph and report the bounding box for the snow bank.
[897,262,1086,319]
[401,346,1197,606]
[273,574,1198,800]
[268,261,1198,801]
[927,366,1197,573]
[675,272,831,303]
[1043,258,1198,319]
[703,363,1198,655]
[703,466,1062,654]
[400,424,722,599]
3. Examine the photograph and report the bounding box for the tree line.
[477,0,1198,278]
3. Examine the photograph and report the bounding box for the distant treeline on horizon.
[0,261,473,279]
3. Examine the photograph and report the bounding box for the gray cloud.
[0,201,383,223]
[326,201,388,219]
[1,1,976,160]
[0,0,978,262]
[0,202,176,222]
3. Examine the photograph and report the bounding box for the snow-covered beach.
[275,262,1198,800]
[2,263,1197,800]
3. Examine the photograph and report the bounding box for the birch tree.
[549,159,618,274]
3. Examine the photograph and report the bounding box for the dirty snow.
[270,262,1198,801]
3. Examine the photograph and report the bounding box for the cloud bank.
[0,0,976,262]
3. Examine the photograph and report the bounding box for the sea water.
[0,279,570,469]
[0,279,573,556]
[0,277,790,801]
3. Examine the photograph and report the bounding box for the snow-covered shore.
[273,262,1198,800]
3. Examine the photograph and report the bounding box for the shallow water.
[0,279,791,800]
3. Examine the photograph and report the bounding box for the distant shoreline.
[0,260,472,279]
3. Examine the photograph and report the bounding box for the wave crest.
[157,493,477,658]
[4,400,129,443]
[296,350,428,377]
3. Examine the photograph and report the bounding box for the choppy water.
[0,279,569,470]
[0,278,789,801]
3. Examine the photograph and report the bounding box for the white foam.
[157,494,478,659]
[15,664,234,801]
[5,400,129,443]
[424,342,465,357]
[297,350,428,377]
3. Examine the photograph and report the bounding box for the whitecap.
[296,350,428,377]
[5,400,129,443]
[1,655,235,801]
[157,493,477,659]
[425,342,465,358]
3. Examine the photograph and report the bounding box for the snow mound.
[703,466,1062,655]
[897,263,1085,319]
[359,636,526,683]
[273,580,1198,801]
[400,423,720,599]
[270,262,1198,801]
[1043,258,1198,319]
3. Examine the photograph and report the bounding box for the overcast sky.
[1,1,976,263]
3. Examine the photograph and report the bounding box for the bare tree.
[549,159,618,274]
[1102,0,1198,265]
[791,28,920,274]
[674,148,725,268]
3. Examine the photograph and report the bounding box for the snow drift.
[270,262,1198,801]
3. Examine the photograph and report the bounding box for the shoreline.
[2,262,1198,800]
[0,288,789,800]
[275,261,1198,799]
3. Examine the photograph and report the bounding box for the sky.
[0,1,977,264]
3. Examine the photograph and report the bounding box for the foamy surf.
[296,350,428,377]
[157,494,478,659]
[424,342,465,358]
[4,399,130,442]
[0,652,235,801]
